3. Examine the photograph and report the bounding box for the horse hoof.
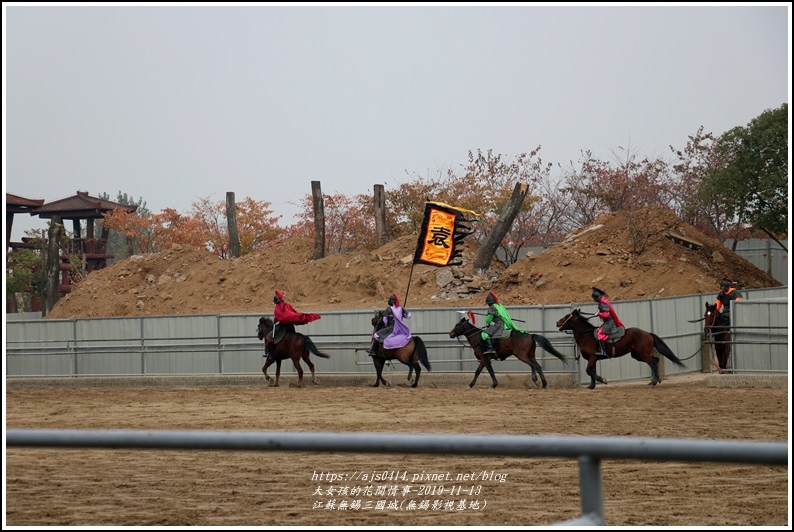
[588,384,596,390]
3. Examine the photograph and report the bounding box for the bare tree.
[226,192,240,258]
[472,182,529,274]
[373,184,388,246]
[311,181,325,260]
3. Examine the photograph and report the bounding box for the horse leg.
[529,359,547,389]
[372,358,386,387]
[469,359,485,388]
[291,356,305,388]
[411,363,421,388]
[719,339,730,373]
[262,358,276,386]
[518,351,544,388]
[648,356,660,386]
[584,356,606,389]
[303,351,319,385]
[273,360,282,387]
[485,359,498,389]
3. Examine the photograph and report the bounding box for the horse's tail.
[303,336,331,359]
[651,333,686,369]
[414,336,431,371]
[531,334,569,367]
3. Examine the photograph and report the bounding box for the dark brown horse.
[449,317,569,389]
[369,310,430,388]
[257,317,330,387]
[556,308,686,389]
[704,302,731,373]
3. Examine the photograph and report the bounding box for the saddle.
[266,323,288,345]
[593,327,626,356]
[592,326,625,342]
[491,328,512,340]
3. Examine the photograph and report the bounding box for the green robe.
[482,303,526,339]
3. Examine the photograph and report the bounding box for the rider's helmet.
[388,293,398,306]
[273,290,285,304]
[591,287,604,301]
[720,278,731,290]
[485,292,497,305]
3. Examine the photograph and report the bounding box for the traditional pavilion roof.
[6,193,45,214]
[30,190,138,220]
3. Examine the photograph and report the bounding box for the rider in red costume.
[266,290,320,359]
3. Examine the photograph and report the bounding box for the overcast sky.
[3,3,790,242]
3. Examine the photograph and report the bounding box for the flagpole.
[403,261,416,309]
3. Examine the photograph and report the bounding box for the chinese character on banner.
[413,201,479,267]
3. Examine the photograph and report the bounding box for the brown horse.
[369,310,431,388]
[704,302,731,373]
[556,308,686,389]
[449,317,569,389]
[257,317,330,387]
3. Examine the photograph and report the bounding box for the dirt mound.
[46,205,781,319]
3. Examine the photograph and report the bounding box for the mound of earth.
[46,205,782,319]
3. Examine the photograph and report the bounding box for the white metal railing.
[5,429,787,527]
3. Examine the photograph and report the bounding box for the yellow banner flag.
[413,201,479,267]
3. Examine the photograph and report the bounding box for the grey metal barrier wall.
[5,287,788,383]
[6,429,788,527]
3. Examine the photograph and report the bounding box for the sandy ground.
[4,373,790,527]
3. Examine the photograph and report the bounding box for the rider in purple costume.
[366,293,412,357]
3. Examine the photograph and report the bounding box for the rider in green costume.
[481,291,523,356]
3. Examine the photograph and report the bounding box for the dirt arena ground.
[4,372,790,527]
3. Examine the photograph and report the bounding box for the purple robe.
[381,306,413,349]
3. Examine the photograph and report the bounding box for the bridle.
[557,312,575,331]
[452,320,482,346]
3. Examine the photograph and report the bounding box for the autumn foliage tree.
[290,193,378,253]
[668,127,733,241]
[103,196,282,257]
[99,103,789,267]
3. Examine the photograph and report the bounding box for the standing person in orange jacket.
[715,278,743,327]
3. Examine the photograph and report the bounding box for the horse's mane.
[572,309,596,331]
[462,318,481,331]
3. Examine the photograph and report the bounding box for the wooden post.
[311,181,325,260]
[226,192,240,258]
[374,184,388,246]
[472,182,529,274]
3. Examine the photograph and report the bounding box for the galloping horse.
[449,317,569,389]
[556,309,686,389]
[257,317,330,387]
[369,310,431,388]
[704,302,731,373]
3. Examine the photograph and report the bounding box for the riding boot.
[598,340,608,357]
[366,339,378,357]
[482,338,496,356]
[265,342,275,360]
